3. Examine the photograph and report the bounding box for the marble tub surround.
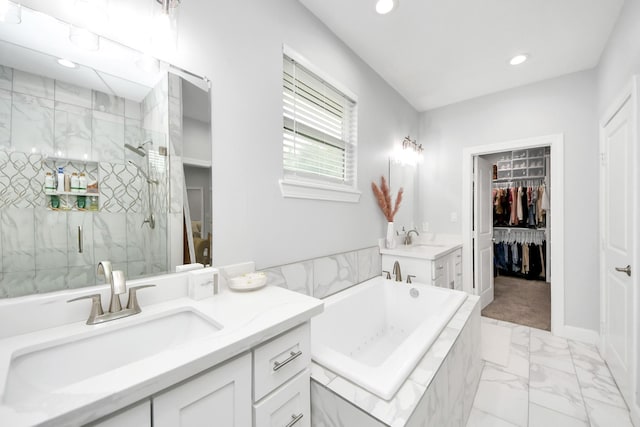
[468,317,633,427]
[0,263,323,426]
[311,295,481,426]
[261,245,381,298]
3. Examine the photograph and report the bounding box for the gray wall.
[418,69,599,331]
[172,0,419,269]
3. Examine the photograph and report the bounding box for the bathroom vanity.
[381,243,462,289]
[0,270,323,426]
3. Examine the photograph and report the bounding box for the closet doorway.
[480,148,550,329]
[461,134,565,335]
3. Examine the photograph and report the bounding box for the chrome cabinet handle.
[615,265,631,277]
[285,413,303,427]
[273,350,302,371]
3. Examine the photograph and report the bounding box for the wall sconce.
[150,0,181,52]
[392,135,424,166]
[0,0,21,24]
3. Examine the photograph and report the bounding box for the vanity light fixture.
[393,136,423,165]
[509,54,529,66]
[69,26,100,51]
[56,58,78,69]
[376,0,398,15]
[0,0,21,24]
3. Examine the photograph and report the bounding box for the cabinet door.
[153,353,252,427]
[89,400,151,427]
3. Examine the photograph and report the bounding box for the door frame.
[599,75,639,425]
[461,134,565,335]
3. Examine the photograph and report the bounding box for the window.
[280,48,360,202]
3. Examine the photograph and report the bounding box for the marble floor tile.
[567,340,613,379]
[529,363,587,421]
[583,397,634,427]
[529,329,574,374]
[466,407,519,427]
[528,403,588,427]
[472,365,529,426]
[574,366,627,409]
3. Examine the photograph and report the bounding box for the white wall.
[597,0,640,115]
[419,70,599,331]
[171,0,419,269]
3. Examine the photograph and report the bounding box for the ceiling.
[299,0,625,111]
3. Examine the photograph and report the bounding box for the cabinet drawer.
[254,323,310,401]
[431,259,445,280]
[253,369,310,427]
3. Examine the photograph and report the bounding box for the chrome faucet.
[404,228,420,245]
[392,261,402,282]
[69,261,155,325]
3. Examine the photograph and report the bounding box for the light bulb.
[509,54,528,66]
[376,0,397,15]
[0,0,21,24]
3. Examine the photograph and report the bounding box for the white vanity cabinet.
[382,247,462,289]
[153,352,252,427]
[253,322,311,427]
[90,400,151,427]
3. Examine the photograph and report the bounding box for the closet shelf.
[494,227,546,232]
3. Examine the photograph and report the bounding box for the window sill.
[279,178,361,203]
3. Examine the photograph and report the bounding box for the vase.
[385,222,396,249]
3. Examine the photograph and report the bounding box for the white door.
[474,156,494,308]
[602,96,634,405]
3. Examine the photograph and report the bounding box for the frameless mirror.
[388,159,417,231]
[0,5,211,298]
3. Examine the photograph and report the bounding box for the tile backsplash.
[262,246,381,298]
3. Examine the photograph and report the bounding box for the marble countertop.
[379,242,462,260]
[0,285,323,426]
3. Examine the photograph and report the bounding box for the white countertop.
[379,242,462,260]
[0,285,323,426]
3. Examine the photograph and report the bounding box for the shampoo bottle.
[56,167,65,193]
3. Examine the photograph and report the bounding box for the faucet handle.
[407,275,416,284]
[126,284,156,313]
[382,270,391,280]
[68,294,104,324]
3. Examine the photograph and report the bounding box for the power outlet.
[422,222,429,232]
[450,212,458,223]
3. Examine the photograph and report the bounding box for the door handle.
[615,265,631,277]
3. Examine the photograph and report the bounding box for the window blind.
[283,55,357,186]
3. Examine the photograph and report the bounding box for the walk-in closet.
[480,147,551,330]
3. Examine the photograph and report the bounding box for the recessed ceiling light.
[57,58,77,69]
[376,0,398,15]
[509,54,529,66]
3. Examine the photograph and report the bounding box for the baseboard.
[557,325,599,345]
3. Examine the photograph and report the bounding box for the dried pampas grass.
[371,176,403,222]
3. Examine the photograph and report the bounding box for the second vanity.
[0,266,323,427]
[381,241,463,289]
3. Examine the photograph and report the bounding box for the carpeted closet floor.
[481,275,551,331]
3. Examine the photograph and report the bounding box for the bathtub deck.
[311,295,482,427]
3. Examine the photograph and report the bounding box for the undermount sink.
[3,308,222,407]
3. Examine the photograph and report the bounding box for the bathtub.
[311,277,467,400]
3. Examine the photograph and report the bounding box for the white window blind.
[282,55,357,188]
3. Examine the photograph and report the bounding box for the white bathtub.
[311,277,467,400]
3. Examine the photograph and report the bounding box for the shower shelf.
[42,157,100,211]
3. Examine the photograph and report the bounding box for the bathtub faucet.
[392,261,402,282]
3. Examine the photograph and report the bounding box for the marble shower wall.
[261,246,381,298]
[0,66,171,298]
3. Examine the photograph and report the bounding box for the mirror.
[0,5,211,298]
[388,159,417,231]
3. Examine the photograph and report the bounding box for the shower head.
[125,143,146,157]
[125,140,153,157]
[127,160,158,184]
